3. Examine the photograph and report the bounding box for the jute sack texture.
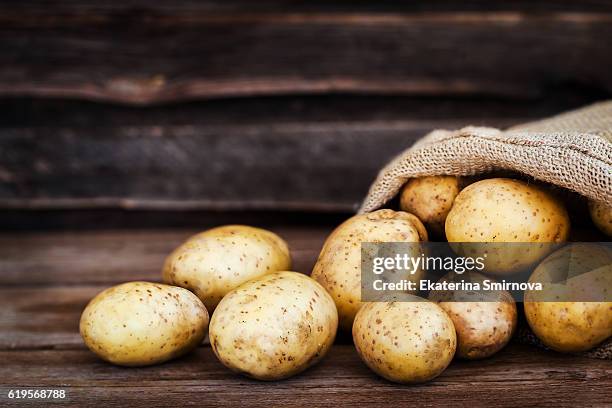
[359,101,612,359]
[360,101,611,214]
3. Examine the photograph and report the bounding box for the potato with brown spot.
[589,200,612,236]
[352,297,456,384]
[400,176,465,238]
[162,225,291,311]
[446,178,570,275]
[429,272,517,359]
[80,281,209,366]
[209,271,337,380]
[311,209,428,331]
[524,244,612,352]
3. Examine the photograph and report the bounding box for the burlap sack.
[359,101,612,359]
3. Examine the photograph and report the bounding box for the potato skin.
[429,273,517,359]
[162,225,291,311]
[446,178,570,275]
[80,282,209,367]
[524,244,612,352]
[352,298,456,384]
[399,176,464,238]
[209,271,338,380]
[589,200,612,236]
[311,209,428,331]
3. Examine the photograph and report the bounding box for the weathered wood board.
[0,227,610,407]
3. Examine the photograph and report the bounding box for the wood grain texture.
[0,227,329,287]
[0,227,610,407]
[0,5,610,103]
[1,96,604,212]
[4,1,612,13]
[0,345,610,407]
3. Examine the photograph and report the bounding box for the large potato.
[209,271,337,380]
[589,200,612,236]
[352,298,456,384]
[524,244,612,352]
[446,178,570,275]
[311,209,428,331]
[399,176,464,238]
[429,272,517,359]
[162,225,291,311]
[80,282,209,366]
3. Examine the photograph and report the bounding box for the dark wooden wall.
[1,1,611,227]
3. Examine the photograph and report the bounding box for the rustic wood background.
[1,1,611,225]
[0,3,611,407]
[1,228,611,407]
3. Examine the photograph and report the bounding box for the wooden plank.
[0,225,610,406]
[0,97,602,212]
[3,1,612,13]
[0,227,330,287]
[0,7,610,103]
[0,122,423,212]
[0,227,605,350]
[0,286,94,350]
[0,344,610,407]
[0,226,331,349]
[0,209,350,231]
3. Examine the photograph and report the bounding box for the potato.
[162,225,291,311]
[311,209,428,331]
[429,272,517,359]
[399,176,464,237]
[352,298,456,384]
[589,200,612,236]
[80,281,209,366]
[209,271,337,380]
[446,178,570,275]
[524,244,612,352]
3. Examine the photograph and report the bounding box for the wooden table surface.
[1,226,611,407]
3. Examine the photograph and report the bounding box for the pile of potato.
[81,225,338,379]
[80,176,611,384]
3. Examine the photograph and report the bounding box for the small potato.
[399,176,464,238]
[352,298,456,384]
[162,225,291,311]
[429,272,517,359]
[589,200,612,236]
[209,271,338,380]
[524,244,612,352]
[311,209,428,331]
[80,282,209,366]
[446,178,570,275]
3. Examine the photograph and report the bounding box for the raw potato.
[162,225,291,311]
[352,298,456,384]
[524,244,612,352]
[311,209,428,331]
[429,272,517,359]
[589,200,612,236]
[446,178,570,275]
[80,282,209,366]
[399,176,464,237]
[209,271,338,380]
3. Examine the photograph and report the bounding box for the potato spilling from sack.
[209,271,338,380]
[352,298,456,384]
[445,178,570,275]
[400,176,465,238]
[311,209,428,331]
[162,225,291,311]
[80,282,209,366]
[524,244,612,352]
[429,272,517,359]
